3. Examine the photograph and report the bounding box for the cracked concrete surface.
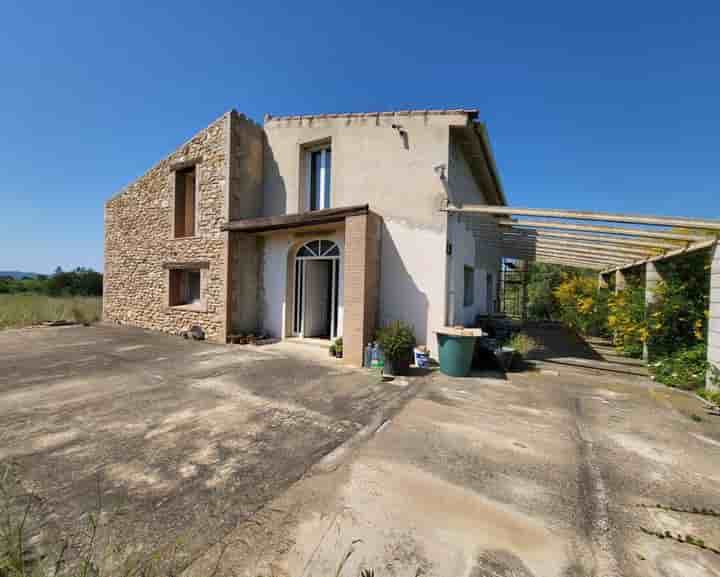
[0,324,416,567]
[189,335,720,576]
[2,325,720,576]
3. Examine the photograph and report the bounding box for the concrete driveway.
[190,331,720,577]
[2,325,720,577]
[0,325,416,567]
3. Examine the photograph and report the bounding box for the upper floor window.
[306,145,331,211]
[174,166,196,237]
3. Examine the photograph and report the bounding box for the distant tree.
[2,267,102,296]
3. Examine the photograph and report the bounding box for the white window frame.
[293,240,341,339]
[305,143,331,211]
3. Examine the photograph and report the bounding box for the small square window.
[463,266,475,307]
[174,166,196,237]
[169,269,202,306]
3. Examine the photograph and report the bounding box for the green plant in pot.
[328,342,337,357]
[377,321,416,376]
[334,337,343,358]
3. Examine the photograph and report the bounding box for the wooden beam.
[532,257,605,270]
[498,219,708,242]
[473,239,624,261]
[483,240,634,262]
[525,240,652,258]
[499,236,654,257]
[506,251,610,267]
[602,239,717,274]
[446,205,720,230]
[473,238,629,262]
[534,249,627,264]
[514,230,679,250]
[510,250,626,266]
[505,249,615,265]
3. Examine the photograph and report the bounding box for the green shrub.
[508,333,538,357]
[553,274,610,337]
[698,387,720,406]
[608,283,647,357]
[650,343,708,390]
[376,321,416,361]
[645,254,709,359]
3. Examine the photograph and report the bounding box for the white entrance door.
[304,260,331,337]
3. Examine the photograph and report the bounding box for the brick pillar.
[708,244,720,391]
[644,261,662,361]
[343,212,381,366]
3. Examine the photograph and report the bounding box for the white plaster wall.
[263,113,459,230]
[379,218,447,354]
[709,244,720,390]
[448,215,500,326]
[447,137,489,206]
[259,230,344,340]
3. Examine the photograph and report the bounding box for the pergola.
[443,203,720,388]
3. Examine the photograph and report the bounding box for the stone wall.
[104,113,229,342]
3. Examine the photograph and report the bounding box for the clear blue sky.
[1,0,718,273]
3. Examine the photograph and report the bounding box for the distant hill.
[0,271,40,279]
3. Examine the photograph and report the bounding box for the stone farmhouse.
[104,108,507,365]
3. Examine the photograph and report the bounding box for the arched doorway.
[293,240,341,339]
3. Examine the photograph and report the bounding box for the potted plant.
[329,342,337,357]
[334,337,343,359]
[376,321,416,376]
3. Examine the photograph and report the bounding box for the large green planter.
[437,334,476,377]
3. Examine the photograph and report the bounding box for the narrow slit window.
[174,166,196,237]
[307,146,331,211]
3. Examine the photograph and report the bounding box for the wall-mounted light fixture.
[433,163,447,180]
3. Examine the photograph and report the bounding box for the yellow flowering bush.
[608,284,647,357]
[553,274,609,336]
[609,252,710,389]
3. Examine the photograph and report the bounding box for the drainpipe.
[446,212,456,326]
[439,163,454,327]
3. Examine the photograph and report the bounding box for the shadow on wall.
[262,140,287,217]
[379,221,430,346]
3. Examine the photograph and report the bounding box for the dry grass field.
[0,294,101,329]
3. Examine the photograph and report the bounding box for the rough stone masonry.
[104,114,229,342]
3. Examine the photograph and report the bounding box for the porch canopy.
[443,203,720,273]
[222,204,381,368]
[222,204,369,234]
[443,202,720,387]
